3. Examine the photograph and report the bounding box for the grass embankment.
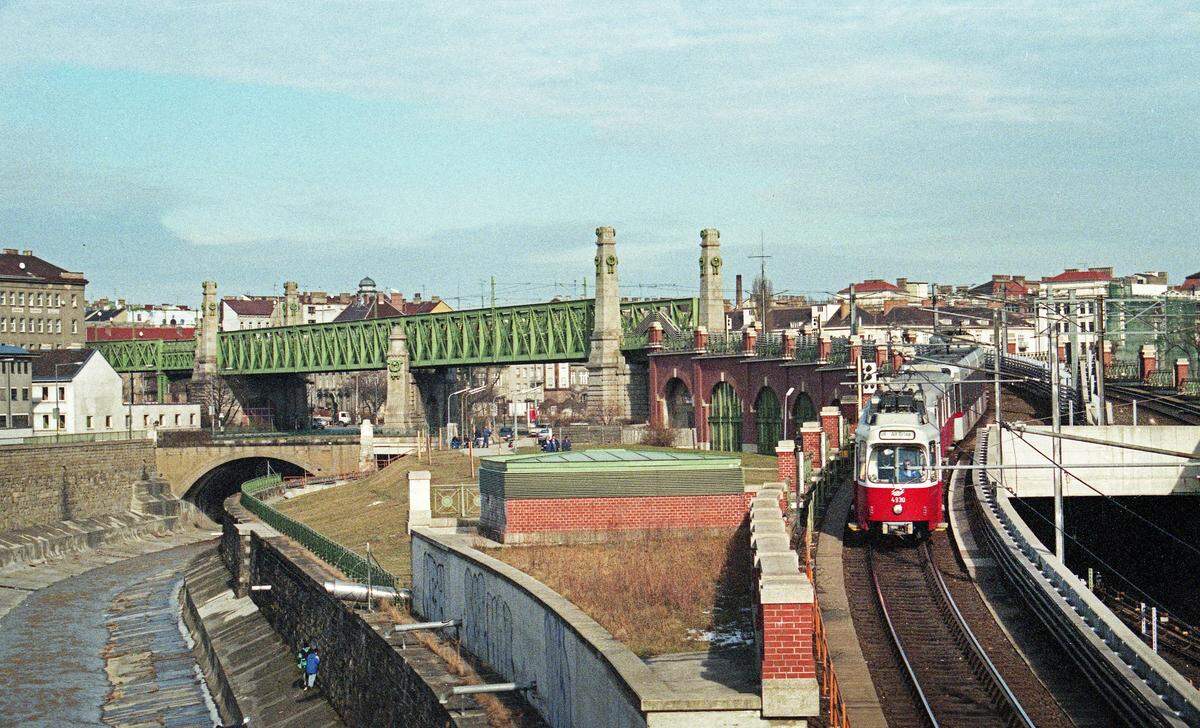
[273,445,775,582]
[489,528,754,658]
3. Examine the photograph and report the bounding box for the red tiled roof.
[838,279,901,294]
[222,299,277,316]
[86,325,196,341]
[1043,270,1112,283]
[400,300,442,315]
[332,299,405,322]
[0,250,88,286]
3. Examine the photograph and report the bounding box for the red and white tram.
[853,347,988,536]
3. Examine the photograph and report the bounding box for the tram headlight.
[892,504,903,515]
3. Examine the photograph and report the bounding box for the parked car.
[498,425,514,439]
[337,411,352,426]
[534,426,553,442]
[311,416,331,429]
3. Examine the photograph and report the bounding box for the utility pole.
[993,309,1003,427]
[1068,289,1080,401]
[1048,290,1065,560]
[582,277,587,299]
[849,284,857,336]
[1095,295,1107,425]
[932,282,939,341]
[490,276,496,309]
[749,232,771,330]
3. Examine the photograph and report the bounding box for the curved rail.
[868,540,1037,727]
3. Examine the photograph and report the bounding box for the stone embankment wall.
[0,439,156,532]
[217,495,494,727]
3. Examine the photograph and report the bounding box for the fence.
[797,450,853,728]
[239,474,397,590]
[430,482,481,519]
[17,430,155,445]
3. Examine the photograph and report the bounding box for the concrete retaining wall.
[0,439,156,532]
[413,528,649,727]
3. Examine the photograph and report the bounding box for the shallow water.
[0,541,212,727]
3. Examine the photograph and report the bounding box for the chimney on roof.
[883,298,908,314]
[1091,266,1114,276]
[838,300,850,319]
[2,248,16,255]
[413,292,422,303]
[1014,276,1025,284]
[735,274,743,307]
[896,277,908,289]
[431,295,441,302]
[20,250,31,256]
[1065,268,1079,273]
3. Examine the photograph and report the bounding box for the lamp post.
[511,384,542,442]
[782,386,795,440]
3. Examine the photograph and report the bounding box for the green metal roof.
[480,448,741,473]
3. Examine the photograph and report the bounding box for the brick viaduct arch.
[648,354,849,452]
[156,442,362,498]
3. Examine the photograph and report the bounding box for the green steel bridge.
[91,297,698,374]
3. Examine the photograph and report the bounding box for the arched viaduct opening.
[184,457,309,521]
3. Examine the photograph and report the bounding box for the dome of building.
[358,276,377,291]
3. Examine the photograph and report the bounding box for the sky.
[0,2,1196,308]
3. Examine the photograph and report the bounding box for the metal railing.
[18,430,155,445]
[755,334,782,358]
[1145,369,1176,389]
[1105,362,1141,382]
[705,332,741,354]
[240,474,397,590]
[798,450,853,728]
[430,483,481,519]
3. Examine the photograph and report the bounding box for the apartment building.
[0,249,87,349]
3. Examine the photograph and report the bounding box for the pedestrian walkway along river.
[0,538,217,727]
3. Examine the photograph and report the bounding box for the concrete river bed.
[0,539,218,727]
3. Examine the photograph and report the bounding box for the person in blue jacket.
[303,646,320,691]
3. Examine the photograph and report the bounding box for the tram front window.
[870,445,927,484]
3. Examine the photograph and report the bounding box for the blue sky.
[0,2,1196,307]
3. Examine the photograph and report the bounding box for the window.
[42,414,49,428]
[0,320,5,333]
[0,415,7,429]
[0,291,5,305]
[105,415,112,429]
[37,319,44,334]
[58,414,65,429]
[55,320,61,334]
[143,414,149,427]
[868,445,928,484]
[40,386,48,400]
[17,319,24,333]
[174,414,180,425]
[85,415,93,429]
[12,415,29,428]
[20,388,28,401]
[18,292,24,306]
[189,413,195,425]
[71,294,78,308]
[36,293,43,306]
[125,415,131,428]
[71,320,78,334]
[58,387,65,400]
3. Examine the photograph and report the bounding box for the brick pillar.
[1140,344,1157,382]
[849,334,862,368]
[775,440,798,494]
[799,422,822,483]
[694,326,708,352]
[820,406,841,459]
[874,342,888,367]
[1102,341,1113,368]
[817,335,831,363]
[408,470,431,530]
[839,395,859,432]
[890,348,904,372]
[759,574,819,717]
[743,325,758,355]
[781,329,796,358]
[646,321,663,349]
[1175,358,1189,390]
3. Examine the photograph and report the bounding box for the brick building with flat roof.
[0,249,87,350]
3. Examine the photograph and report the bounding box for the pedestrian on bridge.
[303,646,320,691]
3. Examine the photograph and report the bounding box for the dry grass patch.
[488,527,754,658]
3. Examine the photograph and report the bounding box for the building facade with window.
[0,249,87,350]
[31,349,199,435]
[0,344,34,439]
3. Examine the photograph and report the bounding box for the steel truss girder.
[89,296,699,374]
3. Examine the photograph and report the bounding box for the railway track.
[1106,384,1200,424]
[866,539,1037,728]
